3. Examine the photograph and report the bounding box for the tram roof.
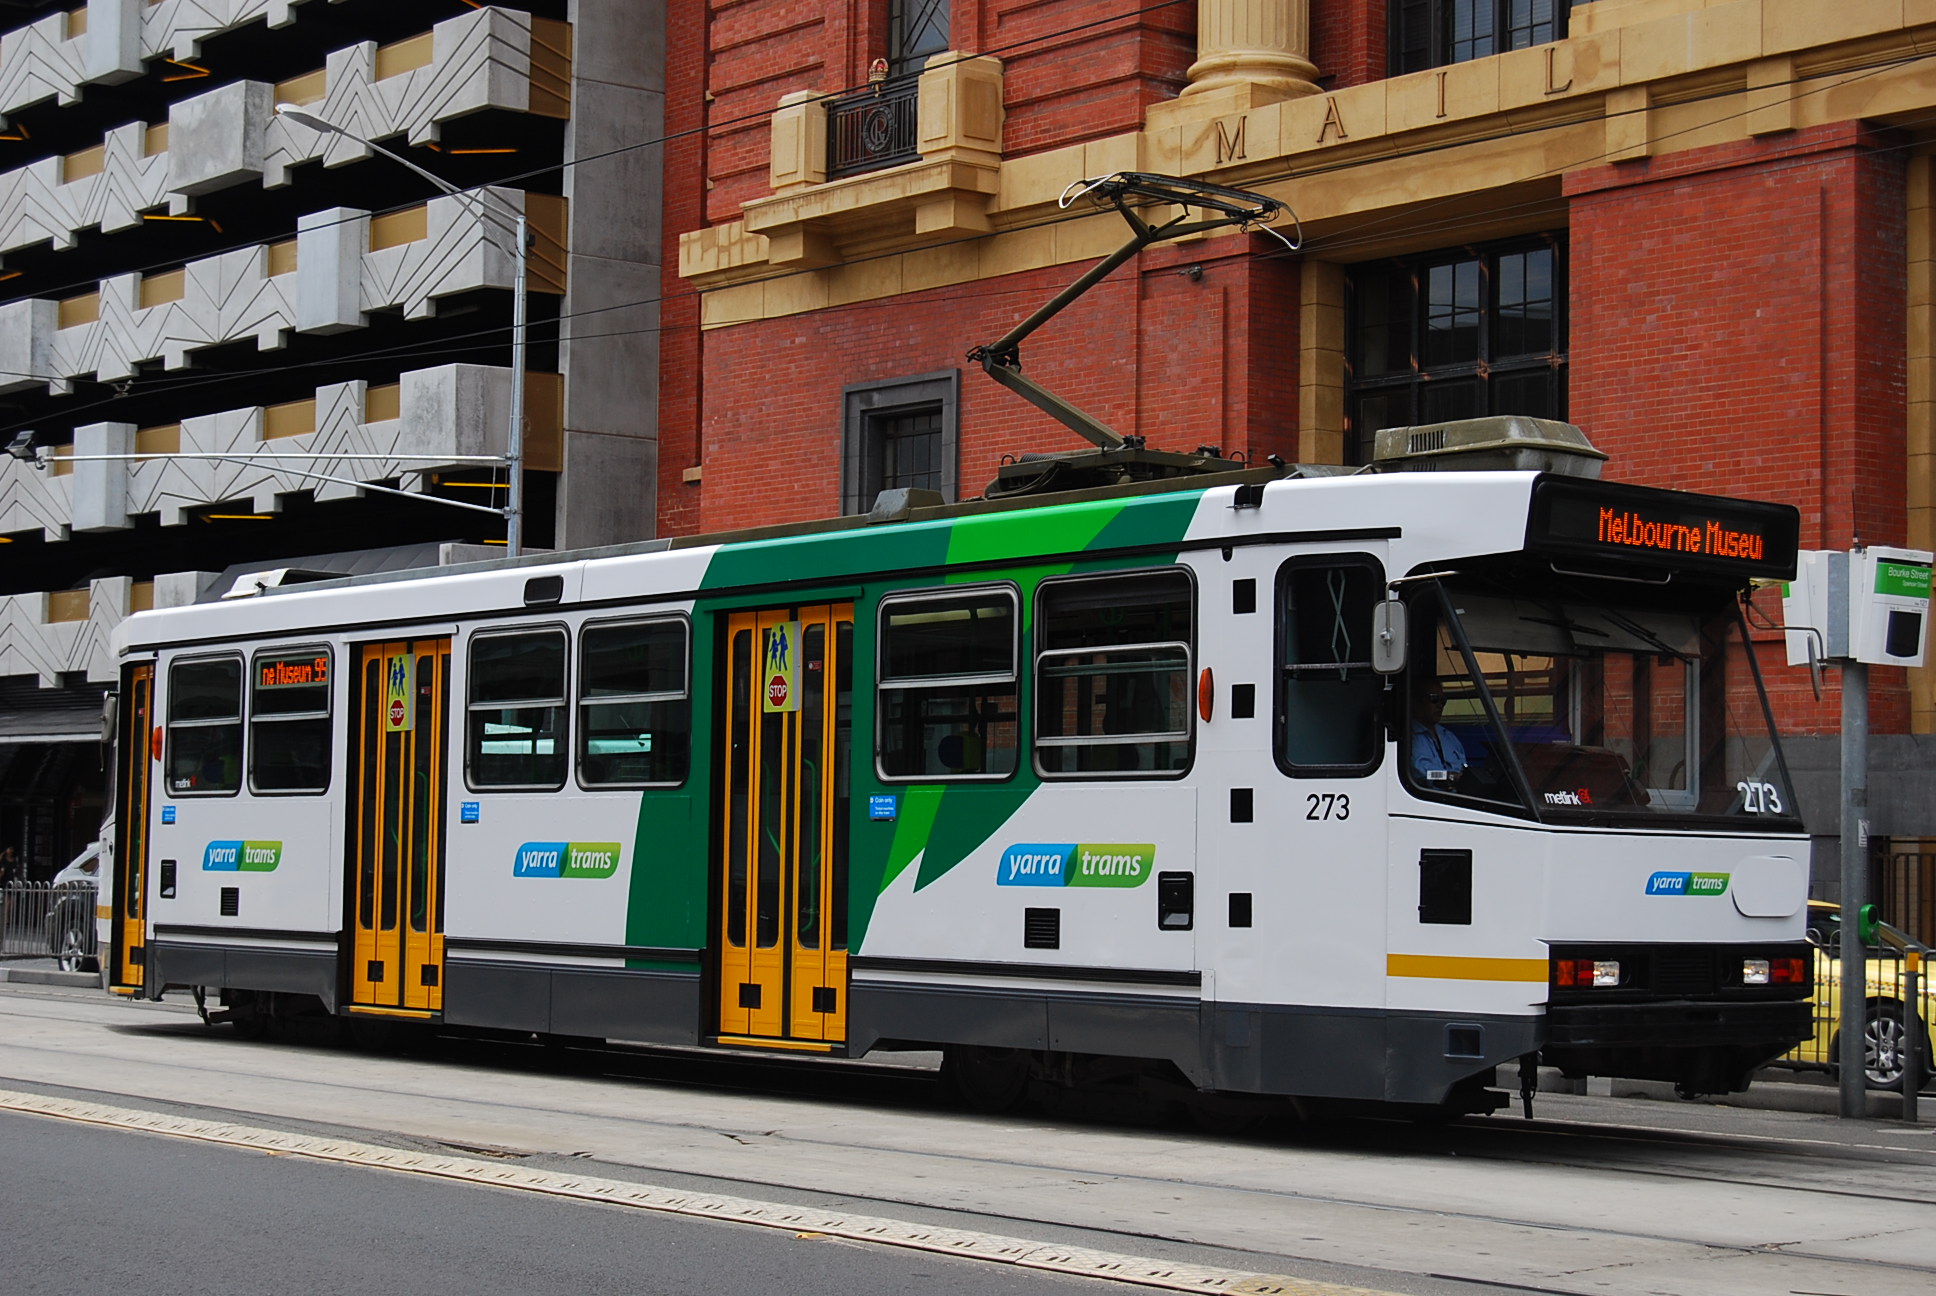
[110,468,1792,655]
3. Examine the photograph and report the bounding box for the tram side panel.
[843,563,1205,1074]
[143,646,345,1007]
[438,607,707,1045]
[1189,546,1402,1099]
[1382,810,1547,1095]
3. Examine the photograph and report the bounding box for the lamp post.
[275,103,529,557]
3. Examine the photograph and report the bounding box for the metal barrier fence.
[0,882,98,969]
[1781,937,1932,1094]
[826,76,920,178]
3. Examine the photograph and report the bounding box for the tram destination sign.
[1526,478,1799,580]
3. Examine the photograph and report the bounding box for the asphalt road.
[2,1107,1119,1296]
[3,978,1933,1296]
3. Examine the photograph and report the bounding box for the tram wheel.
[943,1045,1032,1113]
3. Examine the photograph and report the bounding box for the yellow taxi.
[1782,901,1934,1090]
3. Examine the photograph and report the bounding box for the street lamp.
[275,103,530,557]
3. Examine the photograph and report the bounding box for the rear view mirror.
[1372,598,1407,674]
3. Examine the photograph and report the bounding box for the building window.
[1345,238,1566,464]
[167,656,243,796]
[841,370,959,514]
[578,618,690,788]
[877,586,1019,780]
[467,627,568,789]
[1391,1,1568,75]
[1034,570,1194,778]
[890,0,950,76]
[249,648,332,794]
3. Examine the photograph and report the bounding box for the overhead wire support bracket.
[967,172,1297,451]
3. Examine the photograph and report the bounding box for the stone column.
[1180,0,1319,103]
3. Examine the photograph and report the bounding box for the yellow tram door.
[109,663,154,993]
[349,640,451,1016]
[717,605,853,1048]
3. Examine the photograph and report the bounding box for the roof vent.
[1372,416,1607,478]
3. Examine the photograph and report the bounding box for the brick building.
[0,0,663,876]
[668,0,1936,915]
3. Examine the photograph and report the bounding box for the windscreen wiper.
[1601,609,1693,662]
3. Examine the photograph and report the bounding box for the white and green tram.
[98,420,1814,1114]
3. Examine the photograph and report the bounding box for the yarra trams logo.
[996,843,1155,888]
[203,840,281,871]
[513,842,623,879]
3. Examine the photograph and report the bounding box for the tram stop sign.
[762,621,802,713]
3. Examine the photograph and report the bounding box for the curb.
[1538,1066,1933,1120]
[0,966,100,988]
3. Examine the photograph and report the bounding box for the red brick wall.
[1566,125,1910,735]
[692,244,1295,532]
[990,1,1194,155]
[1311,0,1386,90]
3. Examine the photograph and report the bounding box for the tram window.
[1035,570,1193,777]
[467,628,568,789]
[249,648,332,794]
[166,656,242,796]
[578,618,690,787]
[1275,559,1384,776]
[877,587,1018,780]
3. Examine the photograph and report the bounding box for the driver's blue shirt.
[1411,721,1468,780]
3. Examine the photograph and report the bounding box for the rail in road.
[2,981,1932,1296]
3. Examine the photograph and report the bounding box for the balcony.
[0,359,561,682]
[0,186,564,391]
[685,50,1004,276]
[0,7,564,262]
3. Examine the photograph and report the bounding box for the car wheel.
[1862,1004,1909,1091]
[54,925,88,974]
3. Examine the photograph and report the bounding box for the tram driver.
[1410,678,1468,785]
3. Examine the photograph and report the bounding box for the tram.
[96,415,1815,1115]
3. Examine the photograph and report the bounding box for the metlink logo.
[203,840,281,872]
[513,842,622,879]
[997,843,1155,888]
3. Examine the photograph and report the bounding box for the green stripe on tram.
[659,486,1209,953]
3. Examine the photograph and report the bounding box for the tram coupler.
[1518,1053,1539,1119]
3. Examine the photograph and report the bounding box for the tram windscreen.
[1408,584,1796,823]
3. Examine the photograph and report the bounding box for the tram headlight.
[1556,958,1622,988]
[1742,959,1770,985]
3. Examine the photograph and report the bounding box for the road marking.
[0,1086,1394,1295]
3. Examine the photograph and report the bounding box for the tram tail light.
[1556,958,1621,988]
[1743,956,1806,986]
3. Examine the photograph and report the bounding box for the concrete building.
[0,0,664,876]
[666,0,1936,934]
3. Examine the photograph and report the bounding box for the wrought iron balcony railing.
[826,75,921,179]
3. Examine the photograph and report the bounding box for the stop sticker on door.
[385,653,415,732]
[762,620,800,713]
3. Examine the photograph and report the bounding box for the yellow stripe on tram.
[1387,953,1548,982]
